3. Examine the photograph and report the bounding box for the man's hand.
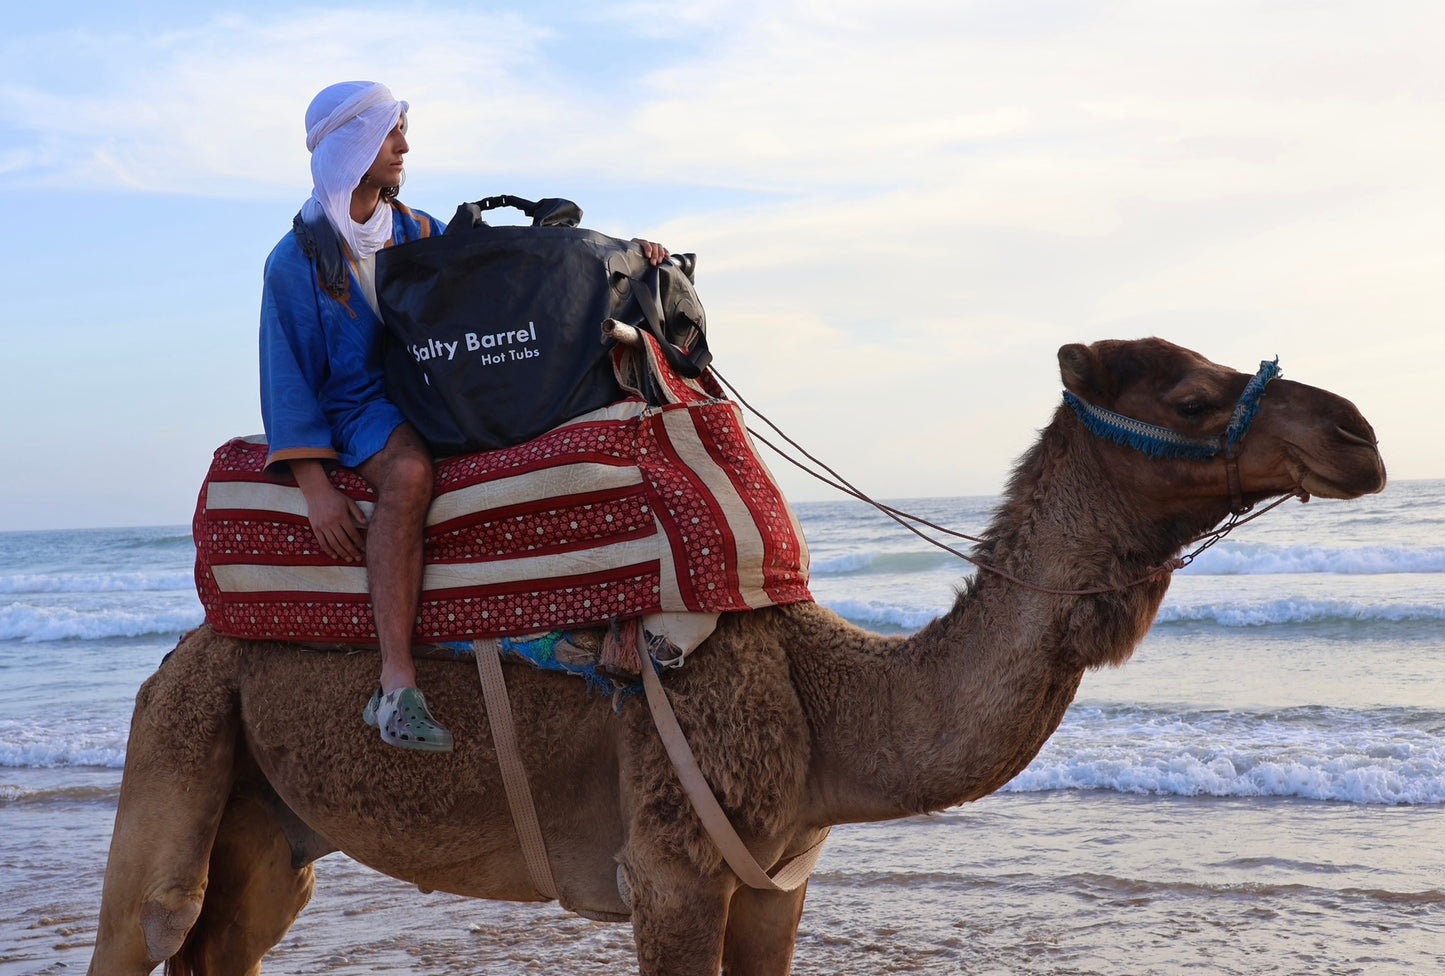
[632,238,670,267]
[306,487,368,561]
[292,460,368,561]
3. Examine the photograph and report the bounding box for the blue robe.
[259,203,443,477]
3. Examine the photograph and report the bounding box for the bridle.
[1063,357,1282,516]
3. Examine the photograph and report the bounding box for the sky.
[1,1,1441,531]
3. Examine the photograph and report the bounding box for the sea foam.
[0,570,195,594]
[0,719,128,769]
[1004,705,1445,805]
[811,543,1445,579]
[811,550,961,576]
[1154,598,1445,628]
[0,603,204,642]
[1186,544,1445,576]
[820,599,939,631]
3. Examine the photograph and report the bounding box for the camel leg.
[89,644,239,976]
[721,883,809,976]
[626,862,733,976]
[168,790,316,976]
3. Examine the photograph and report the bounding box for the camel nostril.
[1335,423,1377,449]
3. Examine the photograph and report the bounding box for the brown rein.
[710,367,1310,598]
[954,489,1308,597]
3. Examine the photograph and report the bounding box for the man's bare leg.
[357,424,433,694]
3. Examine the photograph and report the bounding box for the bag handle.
[448,194,583,232]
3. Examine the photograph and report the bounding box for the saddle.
[193,330,811,650]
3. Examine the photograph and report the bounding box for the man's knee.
[363,427,434,501]
[385,450,433,499]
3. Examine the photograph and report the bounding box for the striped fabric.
[194,337,811,643]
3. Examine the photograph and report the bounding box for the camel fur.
[87,338,1386,975]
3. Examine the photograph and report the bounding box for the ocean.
[2,481,1442,974]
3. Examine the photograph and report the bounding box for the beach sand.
[8,780,1441,975]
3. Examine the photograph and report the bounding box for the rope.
[711,368,984,545]
[709,367,1307,598]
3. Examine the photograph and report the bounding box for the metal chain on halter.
[709,366,1307,598]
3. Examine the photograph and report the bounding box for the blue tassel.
[1225,358,1281,450]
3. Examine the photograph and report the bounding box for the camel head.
[1057,337,1386,531]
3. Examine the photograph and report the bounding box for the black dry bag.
[377,195,709,456]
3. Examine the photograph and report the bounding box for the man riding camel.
[259,81,670,752]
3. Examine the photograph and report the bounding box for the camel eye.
[1176,400,1212,420]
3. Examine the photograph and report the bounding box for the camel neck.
[792,413,1184,825]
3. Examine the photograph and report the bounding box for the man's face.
[361,121,408,188]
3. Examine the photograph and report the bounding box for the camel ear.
[1058,343,1106,400]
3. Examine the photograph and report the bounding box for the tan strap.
[640,646,829,891]
[474,638,558,900]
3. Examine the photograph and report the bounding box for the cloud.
[2,0,1440,519]
[7,2,1443,214]
[0,9,559,195]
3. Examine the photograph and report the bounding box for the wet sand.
[8,781,1442,975]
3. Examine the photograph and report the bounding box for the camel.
[87,338,1385,976]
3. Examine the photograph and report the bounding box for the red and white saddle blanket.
[194,335,811,644]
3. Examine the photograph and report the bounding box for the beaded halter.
[1063,358,1282,512]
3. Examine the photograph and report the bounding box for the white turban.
[300,81,409,260]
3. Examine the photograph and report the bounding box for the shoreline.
[7,789,1442,975]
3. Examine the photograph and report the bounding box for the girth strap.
[474,638,559,900]
[639,638,829,891]
[473,632,828,900]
